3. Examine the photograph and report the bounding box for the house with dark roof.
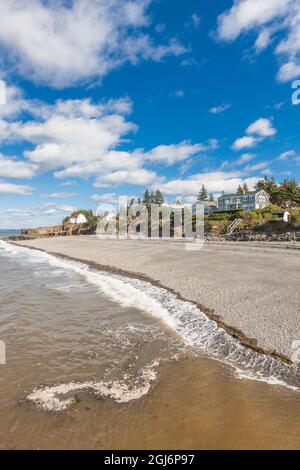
[218,190,270,211]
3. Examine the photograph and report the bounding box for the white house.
[272,211,291,223]
[218,190,270,211]
[69,213,87,224]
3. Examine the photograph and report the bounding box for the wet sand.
[15,237,300,361]
[2,238,300,450]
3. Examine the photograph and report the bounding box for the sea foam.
[1,240,299,409]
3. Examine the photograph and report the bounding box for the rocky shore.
[8,223,96,240]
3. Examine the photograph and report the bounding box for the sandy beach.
[14,236,300,362]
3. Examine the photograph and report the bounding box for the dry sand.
[14,236,300,361]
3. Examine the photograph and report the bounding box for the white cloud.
[277,62,300,82]
[1,96,137,175]
[94,168,157,188]
[156,171,260,196]
[91,192,136,204]
[208,138,219,150]
[60,180,79,187]
[0,0,186,88]
[232,118,276,150]
[217,0,300,83]
[232,135,258,150]
[0,182,33,195]
[0,88,214,190]
[277,150,296,160]
[191,14,201,29]
[46,192,77,199]
[91,193,120,204]
[244,161,269,171]
[0,154,38,178]
[246,118,277,137]
[217,0,289,41]
[237,153,255,164]
[209,104,231,114]
[0,202,76,229]
[144,141,205,165]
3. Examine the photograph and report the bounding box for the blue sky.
[0,0,299,228]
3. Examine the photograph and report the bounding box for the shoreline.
[11,236,300,363]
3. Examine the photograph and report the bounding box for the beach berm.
[14,236,300,361]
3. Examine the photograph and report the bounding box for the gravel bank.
[14,237,300,361]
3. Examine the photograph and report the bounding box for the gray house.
[218,190,270,211]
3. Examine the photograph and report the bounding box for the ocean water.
[0,229,21,239]
[1,240,300,449]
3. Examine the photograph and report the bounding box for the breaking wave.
[1,240,300,410]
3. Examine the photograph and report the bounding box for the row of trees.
[142,189,165,208]
[142,187,215,206]
[236,183,249,194]
[254,176,300,207]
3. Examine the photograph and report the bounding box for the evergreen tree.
[209,193,214,202]
[254,176,279,204]
[242,183,249,193]
[142,189,152,209]
[254,176,300,207]
[197,184,208,202]
[236,185,244,195]
[278,179,300,207]
[127,198,135,209]
[154,189,164,206]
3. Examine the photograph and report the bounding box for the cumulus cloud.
[156,171,260,197]
[232,118,276,150]
[232,135,258,150]
[246,118,277,137]
[217,0,300,82]
[0,87,212,190]
[0,154,38,178]
[0,0,187,88]
[0,95,137,174]
[93,168,157,188]
[0,182,33,195]
[143,141,205,165]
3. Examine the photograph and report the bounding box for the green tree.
[197,184,208,202]
[254,176,300,207]
[154,189,164,205]
[142,189,152,209]
[278,179,300,207]
[255,176,277,193]
[127,198,135,209]
[209,193,214,202]
[236,185,244,195]
[242,183,249,193]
